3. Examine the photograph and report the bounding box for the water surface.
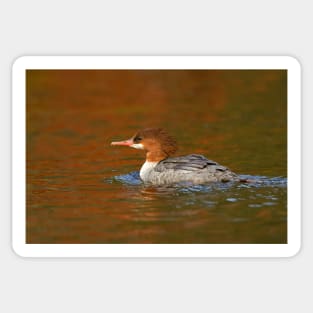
[27,70,287,243]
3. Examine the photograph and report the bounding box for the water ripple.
[108,171,142,185]
[107,172,287,191]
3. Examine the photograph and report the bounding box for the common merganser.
[111,128,240,185]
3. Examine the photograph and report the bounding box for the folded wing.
[154,154,228,172]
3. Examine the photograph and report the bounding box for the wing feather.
[154,154,227,172]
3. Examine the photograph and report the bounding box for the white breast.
[139,161,158,181]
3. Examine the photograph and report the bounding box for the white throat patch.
[130,143,144,150]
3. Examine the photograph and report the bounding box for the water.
[26,69,287,243]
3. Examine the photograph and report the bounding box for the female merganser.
[111,128,240,185]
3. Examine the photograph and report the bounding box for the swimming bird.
[111,128,241,185]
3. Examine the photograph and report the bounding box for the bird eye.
[134,136,142,143]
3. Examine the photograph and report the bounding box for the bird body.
[111,128,240,185]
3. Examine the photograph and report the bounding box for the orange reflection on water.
[26,69,287,244]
